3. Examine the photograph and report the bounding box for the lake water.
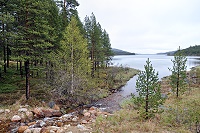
[95,54,200,112]
[112,54,200,96]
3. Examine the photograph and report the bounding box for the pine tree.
[135,58,164,119]
[12,0,54,100]
[0,0,15,72]
[84,13,113,77]
[169,46,187,97]
[84,13,103,77]
[57,0,79,30]
[102,29,113,67]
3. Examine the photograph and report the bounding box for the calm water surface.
[113,54,200,96]
[95,54,200,112]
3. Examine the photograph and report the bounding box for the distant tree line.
[174,45,200,56]
[0,0,113,100]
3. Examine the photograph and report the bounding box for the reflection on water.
[113,54,200,96]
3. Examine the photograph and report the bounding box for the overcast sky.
[77,0,200,54]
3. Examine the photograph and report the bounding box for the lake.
[95,54,200,112]
[112,54,200,96]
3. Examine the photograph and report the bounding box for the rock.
[56,128,65,133]
[32,128,42,133]
[56,121,63,127]
[11,115,21,122]
[47,126,60,132]
[18,126,28,133]
[72,116,78,122]
[89,109,97,116]
[84,112,91,117]
[26,111,34,120]
[64,124,71,128]
[33,108,44,118]
[24,129,32,133]
[77,124,85,130]
[20,122,26,126]
[36,120,46,127]
[89,106,97,111]
[48,101,55,108]
[24,128,42,133]
[53,104,60,110]
[5,109,10,113]
[83,109,87,114]
[51,110,62,117]
[19,113,27,122]
[40,127,50,133]
[81,120,88,124]
[10,127,19,133]
[0,109,4,114]
[44,117,53,122]
[18,108,28,113]
[90,113,96,119]
[42,109,53,117]
[50,130,56,133]
[28,121,36,126]
[41,109,62,117]
[61,113,73,121]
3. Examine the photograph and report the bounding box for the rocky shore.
[0,105,112,133]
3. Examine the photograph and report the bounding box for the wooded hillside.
[178,45,200,56]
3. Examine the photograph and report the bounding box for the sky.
[77,0,200,54]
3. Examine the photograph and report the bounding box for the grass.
[92,67,200,133]
[0,63,139,108]
[0,63,52,106]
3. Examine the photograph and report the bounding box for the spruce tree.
[169,46,187,97]
[135,58,164,119]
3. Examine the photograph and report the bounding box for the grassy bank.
[93,66,200,133]
[0,64,139,108]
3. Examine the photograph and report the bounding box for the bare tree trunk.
[17,61,19,70]
[91,41,95,77]
[177,64,180,97]
[0,67,1,79]
[3,45,6,73]
[6,46,9,68]
[2,18,6,73]
[71,43,74,94]
[20,61,23,78]
[145,86,149,119]
[25,60,30,100]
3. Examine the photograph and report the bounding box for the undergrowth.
[93,67,200,133]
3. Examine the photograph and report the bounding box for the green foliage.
[0,84,17,93]
[50,17,91,95]
[135,58,165,119]
[84,13,113,77]
[161,88,200,132]
[169,47,187,97]
[0,0,113,105]
[177,45,200,56]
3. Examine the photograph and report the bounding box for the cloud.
[77,0,200,54]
